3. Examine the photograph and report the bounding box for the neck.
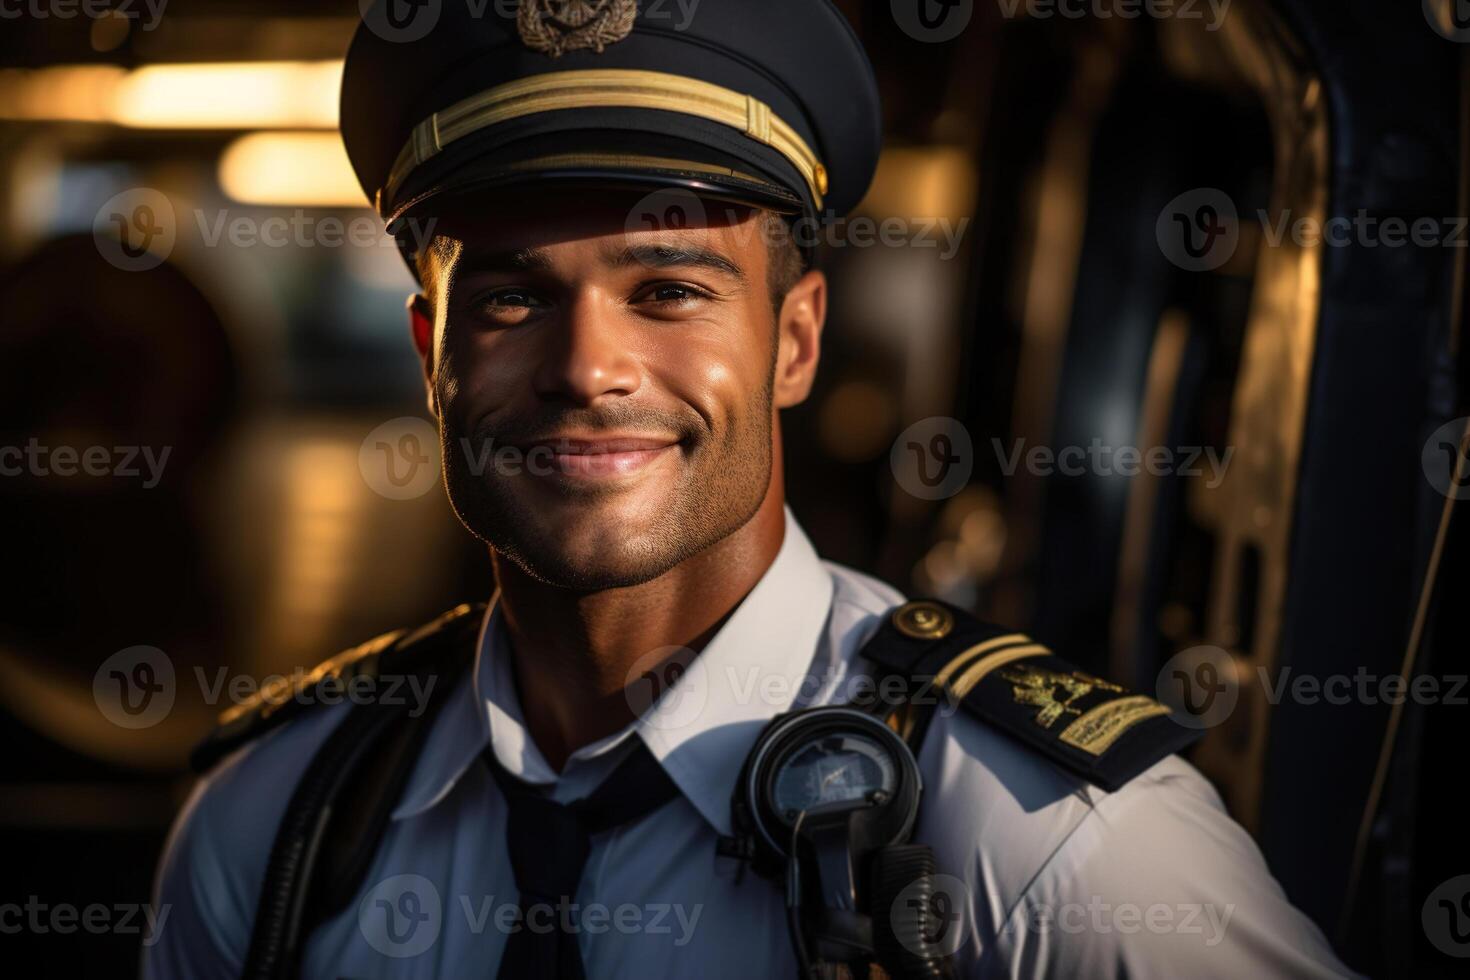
[492,479,787,772]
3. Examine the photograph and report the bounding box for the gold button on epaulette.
[891,600,954,640]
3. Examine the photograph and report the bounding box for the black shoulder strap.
[861,599,1201,793]
[225,603,484,980]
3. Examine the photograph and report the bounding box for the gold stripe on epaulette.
[382,69,827,214]
[1058,696,1172,756]
[946,641,1049,699]
[932,633,1031,689]
[892,635,1039,741]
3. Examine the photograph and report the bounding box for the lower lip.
[545,445,678,478]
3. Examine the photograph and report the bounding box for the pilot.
[147,1,1358,977]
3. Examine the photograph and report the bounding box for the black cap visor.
[384,114,809,238]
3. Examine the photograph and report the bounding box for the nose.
[531,289,642,406]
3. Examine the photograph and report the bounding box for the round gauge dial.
[771,731,898,819]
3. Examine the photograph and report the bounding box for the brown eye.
[641,283,709,306]
[483,289,536,308]
[468,287,545,326]
[653,285,693,302]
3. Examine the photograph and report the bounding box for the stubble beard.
[439,380,776,591]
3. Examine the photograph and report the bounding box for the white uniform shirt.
[147,509,1357,978]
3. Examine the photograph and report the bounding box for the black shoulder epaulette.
[860,599,1200,793]
[189,602,486,773]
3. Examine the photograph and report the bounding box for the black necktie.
[485,741,682,980]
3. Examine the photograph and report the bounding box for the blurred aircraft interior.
[1,1,1466,976]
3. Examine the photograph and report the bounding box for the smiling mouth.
[520,435,683,478]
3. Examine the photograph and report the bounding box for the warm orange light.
[0,61,342,129]
[113,61,342,129]
[0,66,125,122]
[219,131,367,208]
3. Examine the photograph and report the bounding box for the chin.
[446,448,772,590]
[499,518,691,590]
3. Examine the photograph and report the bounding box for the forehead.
[418,188,765,266]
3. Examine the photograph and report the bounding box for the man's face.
[417,191,812,590]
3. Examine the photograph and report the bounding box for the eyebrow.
[607,242,746,282]
[456,247,555,273]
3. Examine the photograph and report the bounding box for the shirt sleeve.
[981,760,1362,979]
[142,774,255,980]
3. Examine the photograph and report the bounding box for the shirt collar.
[392,506,836,835]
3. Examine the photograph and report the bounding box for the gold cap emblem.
[891,600,954,640]
[518,0,637,58]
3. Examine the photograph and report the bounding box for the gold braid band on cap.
[381,68,828,214]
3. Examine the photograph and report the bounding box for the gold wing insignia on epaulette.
[997,664,1125,729]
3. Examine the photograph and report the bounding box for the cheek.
[438,320,526,417]
[645,328,766,429]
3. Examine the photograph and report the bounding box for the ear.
[408,293,438,417]
[772,268,826,410]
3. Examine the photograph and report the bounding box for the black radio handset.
[725,706,957,980]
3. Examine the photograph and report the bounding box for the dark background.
[1,0,1466,976]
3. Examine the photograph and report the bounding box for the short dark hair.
[760,210,805,316]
